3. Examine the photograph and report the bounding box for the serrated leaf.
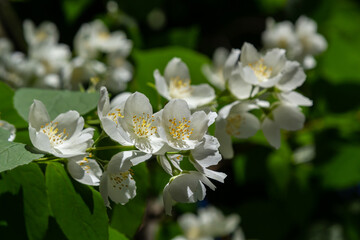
[14,88,99,122]
[46,162,108,240]
[110,163,149,238]
[0,140,43,173]
[9,163,49,240]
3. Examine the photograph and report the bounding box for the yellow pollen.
[248,58,272,81]
[132,113,157,138]
[168,117,193,140]
[169,76,192,98]
[107,108,124,124]
[40,121,68,146]
[109,170,133,190]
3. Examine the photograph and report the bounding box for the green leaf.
[0,82,27,128]
[318,145,360,189]
[131,46,211,110]
[46,162,108,240]
[0,127,10,141]
[109,227,129,240]
[14,88,99,122]
[110,163,150,238]
[9,163,49,240]
[0,140,43,173]
[318,0,360,83]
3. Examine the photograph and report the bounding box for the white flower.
[190,135,226,183]
[202,48,241,90]
[74,20,132,59]
[157,99,217,151]
[63,57,106,90]
[23,20,59,47]
[262,91,312,149]
[98,87,165,154]
[262,18,301,60]
[295,16,327,69]
[28,100,94,158]
[176,206,241,240]
[0,120,16,141]
[215,101,260,159]
[99,150,151,207]
[163,171,216,215]
[67,154,102,186]
[105,52,133,93]
[154,58,216,109]
[275,61,306,92]
[119,92,165,154]
[238,42,286,88]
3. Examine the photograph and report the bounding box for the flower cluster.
[0,19,132,93]
[98,87,225,214]
[201,42,313,158]
[262,15,327,69]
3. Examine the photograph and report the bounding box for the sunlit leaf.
[14,88,99,122]
[46,162,108,240]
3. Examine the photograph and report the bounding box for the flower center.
[132,113,157,138]
[168,117,193,140]
[40,122,68,146]
[169,76,192,98]
[226,114,242,136]
[109,169,134,190]
[107,108,124,124]
[248,58,272,82]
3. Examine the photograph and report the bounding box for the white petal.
[232,112,260,139]
[279,91,313,106]
[215,118,234,159]
[262,117,281,149]
[107,173,136,205]
[228,69,253,100]
[28,100,50,130]
[184,84,215,109]
[164,57,190,83]
[273,104,305,131]
[110,91,132,109]
[123,92,153,130]
[223,48,241,80]
[154,69,171,99]
[67,156,102,186]
[29,126,53,154]
[191,135,221,168]
[52,110,82,138]
[189,111,210,141]
[263,48,286,76]
[213,47,230,67]
[101,117,132,146]
[163,183,174,215]
[99,172,110,207]
[201,64,225,90]
[240,42,260,66]
[276,61,306,92]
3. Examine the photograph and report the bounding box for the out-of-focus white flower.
[23,20,59,47]
[157,99,217,151]
[163,171,216,215]
[262,16,327,70]
[0,52,36,87]
[105,52,133,93]
[154,58,216,109]
[173,206,244,240]
[28,100,94,158]
[295,16,327,69]
[262,92,312,149]
[0,38,13,54]
[67,154,102,186]
[0,120,16,141]
[74,20,132,59]
[100,150,151,207]
[202,48,240,91]
[215,101,260,159]
[293,144,315,164]
[238,42,286,88]
[63,57,106,90]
